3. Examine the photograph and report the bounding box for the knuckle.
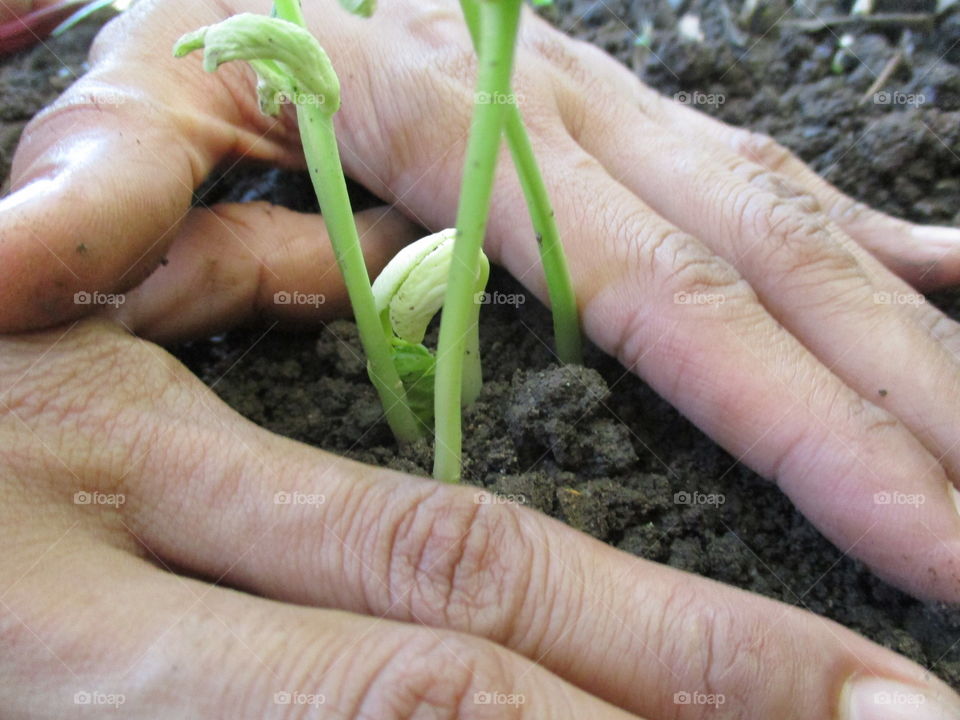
[773,393,899,482]
[736,164,821,215]
[654,583,765,717]
[925,313,960,346]
[426,43,478,88]
[610,224,758,369]
[830,196,875,227]
[731,130,794,175]
[380,486,536,642]
[1,323,131,426]
[353,633,522,720]
[522,30,589,84]
[392,2,468,53]
[652,230,748,299]
[736,183,864,289]
[0,323,195,497]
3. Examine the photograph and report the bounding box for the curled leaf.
[372,229,489,345]
[173,13,340,114]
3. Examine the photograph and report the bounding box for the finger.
[559,37,960,291]
[665,107,960,289]
[512,140,960,600]
[564,48,960,356]
[0,535,636,719]
[571,100,960,487]
[0,0,301,333]
[11,321,958,719]
[102,203,421,343]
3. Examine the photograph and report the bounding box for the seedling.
[372,228,489,428]
[51,0,131,37]
[434,0,583,481]
[174,4,423,443]
[174,0,582,483]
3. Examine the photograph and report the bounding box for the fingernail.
[843,677,960,719]
[951,484,960,518]
[912,226,960,247]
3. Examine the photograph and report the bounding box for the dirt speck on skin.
[3,0,959,693]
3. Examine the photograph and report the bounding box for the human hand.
[2,316,959,718]
[1,0,959,601]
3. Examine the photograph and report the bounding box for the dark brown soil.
[3,0,959,692]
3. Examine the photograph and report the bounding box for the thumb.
[0,0,298,333]
[102,202,422,344]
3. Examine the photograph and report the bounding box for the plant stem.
[275,0,422,442]
[462,257,490,407]
[433,0,523,483]
[297,104,422,443]
[273,0,306,25]
[503,110,582,364]
[459,0,582,366]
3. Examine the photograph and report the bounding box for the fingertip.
[111,202,422,344]
[0,169,172,334]
[907,225,960,290]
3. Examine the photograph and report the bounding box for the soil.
[2,0,959,693]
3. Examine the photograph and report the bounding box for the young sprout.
[458,0,581,368]
[831,33,855,75]
[51,0,130,38]
[433,0,584,482]
[175,0,581,482]
[372,228,490,427]
[174,8,422,444]
[433,0,525,482]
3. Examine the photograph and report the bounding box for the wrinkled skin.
[1,0,960,717]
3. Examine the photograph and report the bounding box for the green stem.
[298,105,422,443]
[462,257,490,407]
[503,108,582,365]
[460,0,582,366]
[433,0,523,482]
[273,0,306,26]
[274,0,421,442]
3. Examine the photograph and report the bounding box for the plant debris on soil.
[2,0,958,692]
